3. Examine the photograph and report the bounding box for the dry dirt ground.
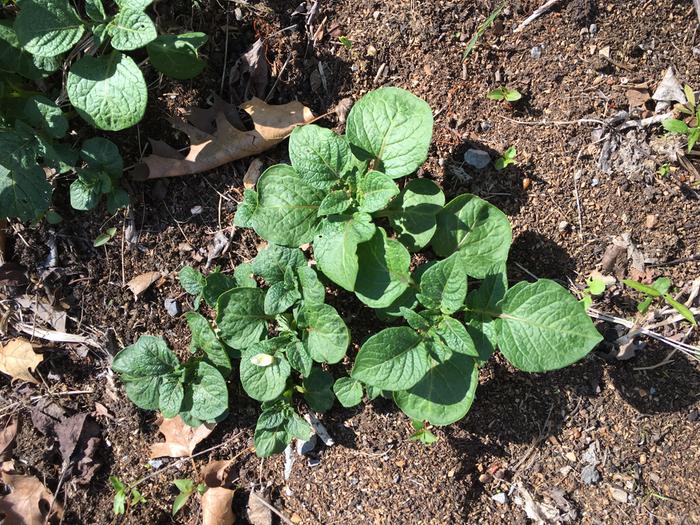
[2,0,700,524]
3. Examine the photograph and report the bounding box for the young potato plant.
[114,87,604,455]
[234,87,603,429]
[114,243,351,457]
[0,0,208,221]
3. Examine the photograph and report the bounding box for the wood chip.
[127,271,161,298]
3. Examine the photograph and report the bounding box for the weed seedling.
[338,36,352,49]
[172,479,206,516]
[623,277,697,325]
[463,0,506,60]
[663,84,700,152]
[487,86,522,103]
[110,476,146,516]
[93,227,117,247]
[495,146,517,170]
[581,276,608,310]
[409,420,437,445]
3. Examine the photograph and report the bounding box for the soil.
[2,0,700,524]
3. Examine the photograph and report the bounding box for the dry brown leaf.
[247,491,273,525]
[149,415,215,459]
[202,487,236,525]
[133,97,313,180]
[0,417,18,460]
[0,470,63,525]
[200,460,235,525]
[0,338,43,383]
[127,271,161,298]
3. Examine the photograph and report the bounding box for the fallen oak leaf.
[200,460,235,525]
[54,413,102,484]
[0,470,63,525]
[127,271,161,298]
[149,415,215,459]
[132,97,314,180]
[0,338,43,383]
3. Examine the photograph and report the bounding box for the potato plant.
[114,87,603,456]
[0,0,208,221]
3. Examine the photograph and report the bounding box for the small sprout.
[409,420,437,445]
[494,146,517,170]
[463,0,506,60]
[623,277,696,325]
[172,479,195,516]
[338,36,352,49]
[93,226,117,247]
[580,275,610,310]
[110,476,127,516]
[487,86,522,103]
[656,163,671,177]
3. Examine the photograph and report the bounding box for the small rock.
[688,408,699,422]
[479,121,492,132]
[479,473,493,483]
[589,23,598,35]
[307,457,320,467]
[522,177,532,190]
[591,177,600,187]
[558,220,570,232]
[645,214,657,229]
[530,45,542,59]
[559,465,573,476]
[366,45,377,57]
[581,464,601,485]
[609,487,628,503]
[464,149,491,169]
[190,205,203,216]
[492,492,508,504]
[164,298,180,317]
[565,452,577,462]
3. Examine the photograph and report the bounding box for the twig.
[573,149,584,238]
[513,0,561,33]
[587,308,700,359]
[694,0,700,23]
[249,491,295,525]
[220,8,230,96]
[265,51,293,102]
[131,431,247,489]
[497,114,608,127]
[16,323,99,347]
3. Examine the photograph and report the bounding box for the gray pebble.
[492,492,508,504]
[164,298,180,317]
[464,149,491,169]
[581,464,601,485]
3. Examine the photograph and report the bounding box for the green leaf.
[487,87,506,101]
[248,165,324,246]
[93,227,117,247]
[687,127,699,152]
[112,336,180,410]
[85,0,106,21]
[296,266,325,305]
[186,311,231,376]
[386,178,444,251]
[357,170,399,213]
[216,287,268,350]
[504,89,522,102]
[394,352,478,425]
[346,87,433,179]
[651,277,671,295]
[112,489,126,515]
[179,266,205,296]
[172,479,193,515]
[254,400,310,457]
[297,303,349,364]
[314,212,376,291]
[70,168,110,210]
[289,124,349,190]
[106,188,129,213]
[80,137,123,175]
[252,243,306,285]
[317,190,352,216]
[67,51,147,131]
[684,85,696,109]
[417,253,467,314]
[400,307,431,331]
[409,427,437,444]
[355,227,411,308]
[158,376,184,418]
[24,96,68,139]
[203,271,236,307]
[622,279,662,297]
[286,340,312,377]
[432,194,512,278]
[15,0,85,57]
[233,189,258,227]
[662,119,689,134]
[240,339,292,401]
[303,368,334,412]
[351,327,429,391]
[496,279,603,372]
[234,262,256,288]
[0,21,48,81]
[586,278,606,295]
[333,377,363,407]
[116,0,154,8]
[264,278,301,316]
[185,361,228,421]
[663,294,697,326]
[0,163,51,221]
[433,316,478,357]
[147,33,208,79]
[107,8,156,50]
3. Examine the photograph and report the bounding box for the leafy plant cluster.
[113,87,603,456]
[663,84,699,152]
[0,0,208,222]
